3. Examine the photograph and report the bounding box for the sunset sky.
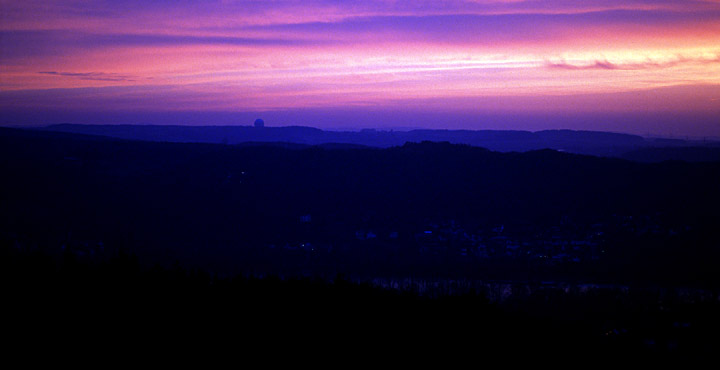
[1,0,719,136]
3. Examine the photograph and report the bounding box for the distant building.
[254,118,265,128]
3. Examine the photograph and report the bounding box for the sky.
[1,0,719,136]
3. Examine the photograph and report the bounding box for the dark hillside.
[2,127,719,284]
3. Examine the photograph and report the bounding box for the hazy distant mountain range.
[37,124,720,162]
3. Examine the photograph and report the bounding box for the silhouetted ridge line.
[39,123,720,161]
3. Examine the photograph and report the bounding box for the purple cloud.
[546,56,720,70]
[38,71,137,82]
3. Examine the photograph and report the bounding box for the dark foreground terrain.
[5,246,720,359]
[2,126,720,357]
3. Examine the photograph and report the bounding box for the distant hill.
[36,123,720,161]
[622,146,720,163]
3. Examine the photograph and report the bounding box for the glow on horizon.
[1,0,720,133]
